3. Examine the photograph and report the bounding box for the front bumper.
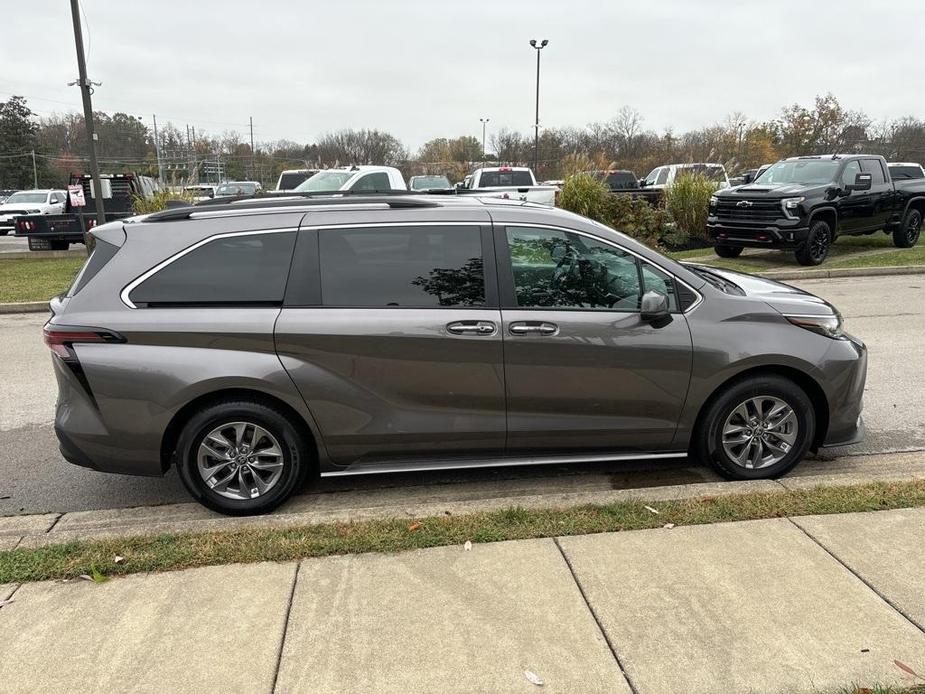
[707,218,809,249]
[819,334,868,449]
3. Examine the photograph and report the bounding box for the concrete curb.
[0,250,85,260]
[3,449,923,549]
[761,265,925,281]
[0,301,48,314]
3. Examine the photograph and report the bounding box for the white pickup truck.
[459,166,557,206]
[0,189,67,235]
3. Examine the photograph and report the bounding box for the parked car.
[457,166,557,205]
[275,169,319,191]
[0,189,17,204]
[47,195,866,514]
[182,184,216,202]
[641,163,730,190]
[708,154,925,265]
[589,169,639,192]
[293,166,407,193]
[0,189,67,236]
[409,174,453,191]
[14,173,161,250]
[214,181,262,198]
[729,165,772,187]
[887,162,925,180]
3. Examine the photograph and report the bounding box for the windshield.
[215,183,257,196]
[755,160,840,185]
[295,171,354,192]
[5,192,47,204]
[410,175,451,190]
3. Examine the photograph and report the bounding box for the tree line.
[1,93,924,189]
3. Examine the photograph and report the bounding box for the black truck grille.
[714,198,782,222]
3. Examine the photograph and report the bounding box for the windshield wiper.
[688,266,745,295]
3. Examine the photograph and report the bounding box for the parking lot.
[0,273,922,516]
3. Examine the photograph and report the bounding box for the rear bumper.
[707,219,809,249]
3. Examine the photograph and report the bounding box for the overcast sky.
[2,0,922,151]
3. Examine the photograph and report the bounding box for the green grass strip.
[2,480,924,584]
[0,256,84,303]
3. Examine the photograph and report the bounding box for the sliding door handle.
[446,320,496,336]
[509,321,558,336]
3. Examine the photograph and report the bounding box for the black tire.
[692,375,815,480]
[49,240,69,251]
[175,399,313,515]
[794,220,832,266]
[0,230,8,236]
[714,245,743,258]
[893,208,922,248]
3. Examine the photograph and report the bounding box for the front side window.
[860,159,886,184]
[641,262,679,311]
[841,160,862,187]
[351,172,391,191]
[506,226,642,311]
[129,232,296,306]
[319,226,484,307]
[655,168,670,185]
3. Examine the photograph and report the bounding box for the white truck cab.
[294,166,407,193]
[461,166,557,206]
[642,163,730,190]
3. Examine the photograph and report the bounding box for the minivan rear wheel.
[176,400,311,515]
[694,375,815,480]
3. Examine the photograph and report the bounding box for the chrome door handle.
[509,321,558,336]
[446,320,496,336]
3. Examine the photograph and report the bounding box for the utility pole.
[249,116,255,181]
[31,150,37,189]
[69,0,105,227]
[152,114,164,182]
[480,117,489,168]
[529,39,548,172]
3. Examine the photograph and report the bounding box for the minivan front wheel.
[694,376,815,480]
[176,400,311,515]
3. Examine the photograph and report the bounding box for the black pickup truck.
[14,173,159,251]
[707,154,925,265]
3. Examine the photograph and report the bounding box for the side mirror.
[638,179,647,188]
[845,172,872,192]
[640,290,670,323]
[743,173,754,184]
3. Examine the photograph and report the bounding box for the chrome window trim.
[502,222,704,314]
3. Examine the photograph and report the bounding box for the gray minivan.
[46,196,867,514]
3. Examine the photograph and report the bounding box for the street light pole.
[480,117,489,168]
[529,39,548,172]
[68,0,106,227]
[152,114,164,183]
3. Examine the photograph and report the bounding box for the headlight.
[709,195,718,208]
[781,197,804,218]
[785,312,845,339]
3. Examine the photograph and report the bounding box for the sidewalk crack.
[270,561,302,694]
[45,513,63,534]
[787,517,925,635]
[553,537,640,694]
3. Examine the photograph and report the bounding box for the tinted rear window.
[888,165,924,180]
[278,172,315,190]
[605,172,638,190]
[129,232,296,306]
[319,226,484,307]
[477,170,533,187]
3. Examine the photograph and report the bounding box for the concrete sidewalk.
[1,508,924,693]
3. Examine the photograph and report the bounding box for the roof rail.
[143,193,440,222]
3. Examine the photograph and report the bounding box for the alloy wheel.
[721,396,798,469]
[810,227,830,262]
[197,421,285,500]
[907,211,922,245]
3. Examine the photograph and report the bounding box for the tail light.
[43,326,125,361]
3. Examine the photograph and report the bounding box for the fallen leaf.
[78,575,93,582]
[644,505,660,515]
[858,688,871,694]
[663,523,676,529]
[464,540,472,551]
[894,659,922,680]
[408,522,422,532]
[114,556,124,564]
[860,648,870,653]
[0,598,15,608]
[524,670,544,686]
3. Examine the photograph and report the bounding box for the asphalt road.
[1,274,923,515]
